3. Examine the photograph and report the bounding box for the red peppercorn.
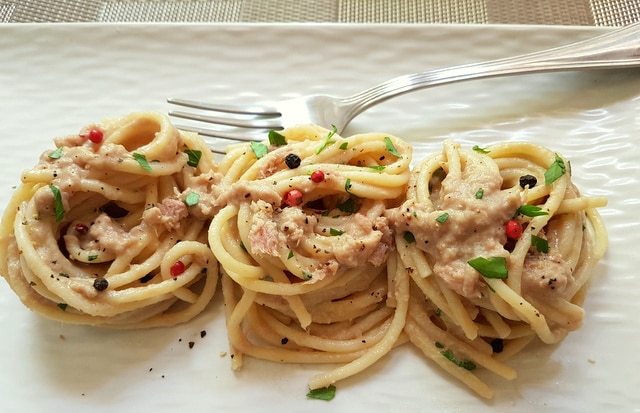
[310,170,325,183]
[88,129,104,144]
[282,189,303,207]
[170,260,186,277]
[505,219,523,240]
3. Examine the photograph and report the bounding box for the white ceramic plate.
[0,23,638,413]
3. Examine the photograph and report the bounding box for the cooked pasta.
[388,140,608,398]
[208,124,412,390]
[0,113,608,399]
[0,112,220,328]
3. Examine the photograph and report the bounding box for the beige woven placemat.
[1,0,639,25]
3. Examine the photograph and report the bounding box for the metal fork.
[169,23,640,152]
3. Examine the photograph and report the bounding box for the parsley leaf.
[49,147,64,159]
[544,154,566,185]
[184,149,202,167]
[133,153,152,172]
[48,185,64,222]
[337,198,356,214]
[475,188,484,199]
[403,231,416,244]
[307,385,336,401]
[516,205,549,217]
[531,235,550,253]
[384,136,402,158]
[344,178,356,196]
[250,141,269,159]
[467,256,508,279]
[339,142,348,150]
[472,145,490,154]
[185,192,200,207]
[366,165,386,171]
[329,228,344,236]
[441,349,477,371]
[316,125,338,154]
[268,130,287,146]
[435,212,449,223]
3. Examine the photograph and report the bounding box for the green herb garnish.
[185,192,200,207]
[316,125,338,154]
[268,130,287,146]
[287,250,294,259]
[344,178,356,196]
[475,188,484,199]
[329,228,344,236]
[339,142,349,150]
[384,136,402,158]
[472,145,490,154]
[48,185,64,222]
[516,205,549,217]
[403,231,416,244]
[467,256,508,279]
[337,198,356,214]
[184,149,202,167]
[531,235,549,253]
[133,153,152,172]
[544,154,566,185]
[49,147,63,159]
[306,385,336,401]
[441,349,477,371]
[435,212,449,223]
[250,141,269,159]
[88,255,98,262]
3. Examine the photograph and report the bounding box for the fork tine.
[169,109,283,130]
[167,98,280,115]
[174,123,266,146]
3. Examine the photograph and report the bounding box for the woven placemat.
[1,0,639,25]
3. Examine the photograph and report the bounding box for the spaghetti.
[208,124,413,390]
[388,139,608,398]
[0,113,608,398]
[0,112,220,328]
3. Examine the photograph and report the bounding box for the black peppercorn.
[519,174,537,189]
[284,153,301,169]
[93,277,109,291]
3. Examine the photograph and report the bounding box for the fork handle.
[342,23,640,120]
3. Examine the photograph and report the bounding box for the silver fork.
[169,23,640,152]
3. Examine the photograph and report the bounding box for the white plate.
[1,23,638,413]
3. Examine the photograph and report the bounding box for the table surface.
[2,0,639,25]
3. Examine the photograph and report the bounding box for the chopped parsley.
[366,165,386,171]
[435,212,449,223]
[531,235,550,253]
[316,125,338,154]
[441,349,477,371]
[467,256,508,279]
[49,147,64,159]
[306,385,336,401]
[472,145,490,154]
[516,205,549,217]
[475,188,484,199]
[329,228,344,236]
[184,149,202,167]
[403,231,416,244]
[337,198,356,214]
[287,250,294,259]
[268,130,287,146]
[133,153,152,172]
[88,255,98,262]
[185,192,200,207]
[544,154,566,185]
[384,136,402,158]
[250,141,269,159]
[344,178,356,196]
[339,142,349,150]
[48,185,64,222]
